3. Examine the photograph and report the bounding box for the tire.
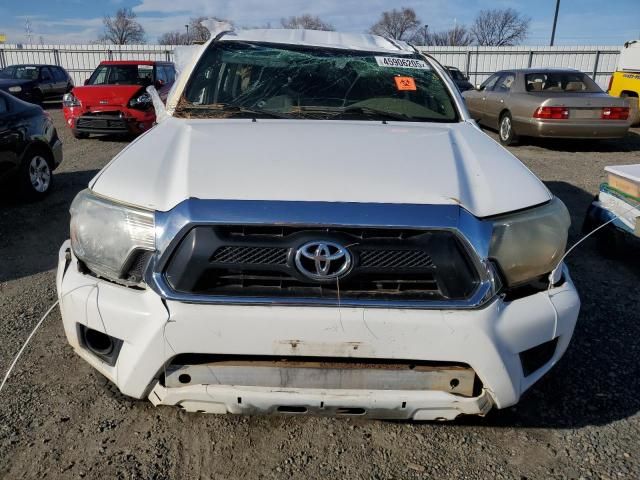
[622,93,640,126]
[498,112,518,146]
[19,149,54,200]
[73,130,89,139]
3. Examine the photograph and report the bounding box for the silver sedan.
[462,69,632,145]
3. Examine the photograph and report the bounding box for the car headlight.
[70,190,155,286]
[62,92,81,107]
[8,86,22,93]
[489,197,570,287]
[128,92,152,109]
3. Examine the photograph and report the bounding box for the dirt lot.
[1,107,639,479]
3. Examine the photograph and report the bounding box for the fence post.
[473,45,479,84]
[107,49,113,61]
[592,50,601,81]
[165,50,171,62]
[53,49,61,66]
[527,50,534,68]
[465,49,471,76]
[0,49,5,69]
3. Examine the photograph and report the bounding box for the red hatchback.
[63,60,175,139]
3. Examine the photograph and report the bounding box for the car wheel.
[622,94,640,126]
[20,150,53,199]
[498,112,518,146]
[73,130,89,139]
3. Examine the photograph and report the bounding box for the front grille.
[163,225,480,302]
[76,113,128,131]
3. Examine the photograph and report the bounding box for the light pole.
[550,0,560,46]
[185,24,189,44]
[423,24,428,46]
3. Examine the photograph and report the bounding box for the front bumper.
[63,107,155,135]
[515,117,630,139]
[57,241,580,420]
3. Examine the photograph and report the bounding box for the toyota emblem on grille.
[294,241,352,281]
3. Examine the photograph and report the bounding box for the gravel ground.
[0,107,639,479]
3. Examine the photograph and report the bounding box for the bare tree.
[158,31,188,45]
[427,25,473,46]
[101,8,145,44]
[471,8,530,46]
[369,7,421,41]
[280,14,334,31]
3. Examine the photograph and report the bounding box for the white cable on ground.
[0,300,59,395]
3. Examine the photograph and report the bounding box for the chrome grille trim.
[146,199,498,309]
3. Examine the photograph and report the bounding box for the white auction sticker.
[375,57,429,69]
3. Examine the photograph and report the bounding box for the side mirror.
[475,84,483,91]
[83,78,90,85]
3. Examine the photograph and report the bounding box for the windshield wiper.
[221,105,292,119]
[335,106,413,122]
[177,103,291,119]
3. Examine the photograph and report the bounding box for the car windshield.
[0,66,40,80]
[525,72,601,93]
[177,42,459,122]
[87,64,154,86]
[447,69,465,81]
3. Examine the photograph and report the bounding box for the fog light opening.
[519,337,559,377]
[336,407,366,416]
[277,405,307,414]
[450,378,460,389]
[83,328,114,356]
[178,374,191,384]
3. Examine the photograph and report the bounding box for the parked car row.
[0,60,176,199]
[1,48,637,202]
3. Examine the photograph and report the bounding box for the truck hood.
[91,118,551,217]
[71,85,144,108]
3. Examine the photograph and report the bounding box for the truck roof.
[219,29,416,54]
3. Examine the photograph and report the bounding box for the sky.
[0,0,639,46]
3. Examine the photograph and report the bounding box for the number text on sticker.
[375,57,429,70]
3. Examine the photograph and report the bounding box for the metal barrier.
[0,43,622,89]
[418,46,620,89]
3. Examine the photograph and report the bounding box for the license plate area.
[165,356,477,397]
[569,108,601,119]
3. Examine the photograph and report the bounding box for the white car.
[57,29,580,420]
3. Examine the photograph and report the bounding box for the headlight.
[63,92,81,107]
[70,190,155,286]
[8,86,22,93]
[489,197,570,287]
[128,92,152,109]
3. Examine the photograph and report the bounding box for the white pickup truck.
[57,29,580,420]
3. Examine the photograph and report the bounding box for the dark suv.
[0,64,74,104]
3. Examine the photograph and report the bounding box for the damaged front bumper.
[57,241,580,420]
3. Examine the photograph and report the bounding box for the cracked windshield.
[178,42,458,122]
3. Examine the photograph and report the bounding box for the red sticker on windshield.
[395,76,416,91]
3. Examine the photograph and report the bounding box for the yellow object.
[608,41,640,125]
[0,34,6,43]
